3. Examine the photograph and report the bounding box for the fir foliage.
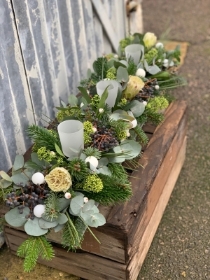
[108,163,128,183]
[17,236,54,272]
[85,174,132,205]
[146,109,164,125]
[68,158,89,181]
[62,213,82,250]
[127,59,137,75]
[93,57,108,80]
[83,147,101,159]
[27,125,61,151]
[133,126,149,145]
[44,192,60,220]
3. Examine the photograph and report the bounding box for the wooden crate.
[2,100,187,280]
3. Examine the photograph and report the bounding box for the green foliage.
[147,96,169,112]
[17,236,54,272]
[110,120,129,141]
[158,75,187,90]
[108,163,128,183]
[127,59,137,75]
[86,174,132,205]
[146,109,164,125]
[133,126,149,145]
[37,147,56,163]
[62,213,82,250]
[44,192,60,221]
[27,125,61,151]
[119,36,134,52]
[56,106,82,122]
[68,158,89,181]
[83,175,103,193]
[83,147,101,159]
[144,48,158,65]
[93,57,108,79]
[106,67,116,80]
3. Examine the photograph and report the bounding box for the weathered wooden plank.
[5,227,127,280]
[106,101,187,232]
[0,0,34,172]
[127,112,187,261]
[127,136,187,280]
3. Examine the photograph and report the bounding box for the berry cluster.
[5,183,50,219]
[91,126,118,152]
[135,78,159,101]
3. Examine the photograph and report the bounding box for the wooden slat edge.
[127,136,187,280]
[107,101,187,231]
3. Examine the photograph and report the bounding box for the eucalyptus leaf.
[92,205,100,213]
[110,109,134,122]
[5,207,30,227]
[60,99,67,108]
[68,94,78,107]
[120,140,142,160]
[86,213,106,228]
[97,166,112,176]
[31,153,46,167]
[114,60,127,69]
[144,60,161,75]
[11,172,30,185]
[80,210,94,222]
[41,214,58,223]
[13,155,24,171]
[116,66,129,83]
[82,200,95,212]
[24,160,40,172]
[0,179,12,189]
[24,217,48,236]
[57,197,70,212]
[54,223,64,233]
[70,195,84,215]
[98,157,109,167]
[0,171,12,182]
[129,100,146,117]
[39,218,58,229]
[57,213,68,225]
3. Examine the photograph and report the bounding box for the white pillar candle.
[96,80,120,108]
[125,44,143,65]
[58,120,84,158]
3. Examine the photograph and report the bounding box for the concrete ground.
[138,0,210,279]
[1,1,210,279]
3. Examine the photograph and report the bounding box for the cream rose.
[45,167,72,192]
[143,32,157,49]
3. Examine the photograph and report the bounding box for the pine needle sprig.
[68,158,89,181]
[127,59,137,75]
[27,125,61,151]
[84,174,132,205]
[62,213,81,251]
[133,126,149,145]
[83,147,101,159]
[17,236,54,272]
[44,192,60,221]
[146,109,164,125]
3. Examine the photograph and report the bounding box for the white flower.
[155,85,160,90]
[64,192,71,199]
[99,108,104,113]
[45,167,72,192]
[32,172,45,185]
[33,204,45,218]
[84,197,89,203]
[155,42,164,49]
[85,156,99,171]
[143,32,157,48]
[143,101,147,106]
[136,68,146,78]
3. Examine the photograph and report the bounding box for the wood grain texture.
[5,227,127,280]
[127,136,187,280]
[106,101,187,232]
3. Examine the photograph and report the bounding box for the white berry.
[136,68,146,78]
[32,172,45,185]
[33,204,45,218]
[99,108,104,113]
[64,192,71,199]
[155,85,160,90]
[143,101,147,106]
[155,42,164,49]
[84,197,89,203]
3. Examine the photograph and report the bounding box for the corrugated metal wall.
[0,0,127,172]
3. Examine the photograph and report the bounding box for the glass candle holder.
[96,80,120,108]
[125,44,142,65]
[58,120,84,158]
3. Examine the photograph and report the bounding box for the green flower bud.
[84,174,103,193]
